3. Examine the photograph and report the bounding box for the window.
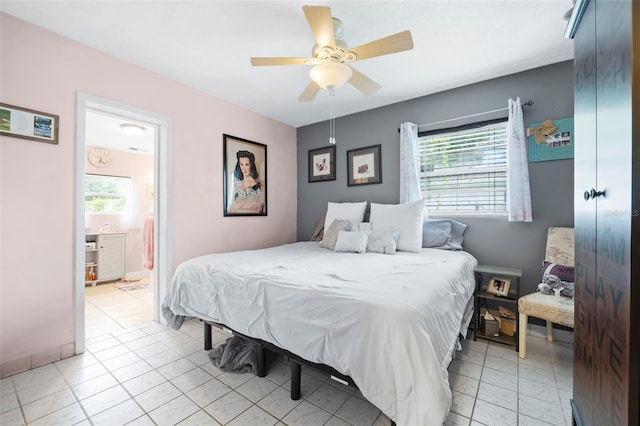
[419,120,508,216]
[85,174,131,214]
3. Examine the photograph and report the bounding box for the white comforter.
[162,242,477,425]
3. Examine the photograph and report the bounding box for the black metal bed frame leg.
[256,346,267,377]
[290,360,301,400]
[204,322,212,350]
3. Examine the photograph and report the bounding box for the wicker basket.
[480,310,500,337]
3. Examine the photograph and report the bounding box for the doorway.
[84,111,155,337]
[75,93,173,354]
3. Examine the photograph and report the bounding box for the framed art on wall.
[527,117,574,162]
[223,134,267,216]
[347,144,382,186]
[308,145,336,182]
[0,103,59,145]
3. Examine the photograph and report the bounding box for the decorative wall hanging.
[223,134,267,216]
[527,117,574,162]
[0,103,59,145]
[347,144,382,186]
[308,145,336,182]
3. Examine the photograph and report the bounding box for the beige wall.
[0,13,297,376]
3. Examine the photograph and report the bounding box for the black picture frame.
[223,134,267,216]
[308,145,336,182]
[0,103,59,145]
[347,144,382,186]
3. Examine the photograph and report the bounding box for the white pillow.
[324,202,367,233]
[334,231,368,254]
[369,199,425,252]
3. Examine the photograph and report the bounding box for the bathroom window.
[85,174,131,214]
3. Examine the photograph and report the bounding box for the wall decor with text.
[0,103,59,145]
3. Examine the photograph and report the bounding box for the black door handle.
[584,188,606,200]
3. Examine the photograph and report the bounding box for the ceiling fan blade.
[347,66,381,96]
[250,57,312,66]
[302,5,336,48]
[348,30,414,61]
[298,80,321,102]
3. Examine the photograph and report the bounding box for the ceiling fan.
[250,5,414,102]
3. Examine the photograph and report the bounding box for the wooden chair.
[518,227,574,359]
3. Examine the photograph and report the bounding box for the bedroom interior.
[1,1,638,426]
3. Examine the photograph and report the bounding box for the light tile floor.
[1,285,574,426]
[84,280,154,339]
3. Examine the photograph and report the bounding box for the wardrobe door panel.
[572,1,597,423]
[594,1,632,425]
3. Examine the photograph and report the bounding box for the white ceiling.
[85,111,156,155]
[2,0,574,131]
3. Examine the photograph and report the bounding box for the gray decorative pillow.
[422,219,467,250]
[310,214,326,242]
[366,230,399,255]
[422,220,452,247]
[320,219,351,250]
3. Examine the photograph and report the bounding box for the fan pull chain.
[329,90,336,145]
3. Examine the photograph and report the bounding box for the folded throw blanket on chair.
[538,274,574,298]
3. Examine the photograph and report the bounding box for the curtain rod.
[398,99,534,132]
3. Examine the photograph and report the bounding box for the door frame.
[75,92,173,353]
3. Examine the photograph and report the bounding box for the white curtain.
[507,98,533,222]
[121,176,142,229]
[399,122,421,203]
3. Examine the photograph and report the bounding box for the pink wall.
[85,148,154,276]
[0,13,297,376]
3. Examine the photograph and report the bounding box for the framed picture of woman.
[223,134,267,216]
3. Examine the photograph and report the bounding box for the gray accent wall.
[296,61,574,296]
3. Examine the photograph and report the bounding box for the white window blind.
[419,121,508,216]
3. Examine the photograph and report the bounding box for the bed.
[162,239,477,425]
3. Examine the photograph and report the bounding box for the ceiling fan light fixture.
[309,62,352,91]
[120,123,146,136]
[332,18,344,40]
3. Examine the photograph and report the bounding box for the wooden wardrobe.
[568,0,639,425]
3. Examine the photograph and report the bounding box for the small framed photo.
[0,103,59,145]
[223,134,267,216]
[487,276,511,297]
[347,144,382,186]
[308,145,336,182]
